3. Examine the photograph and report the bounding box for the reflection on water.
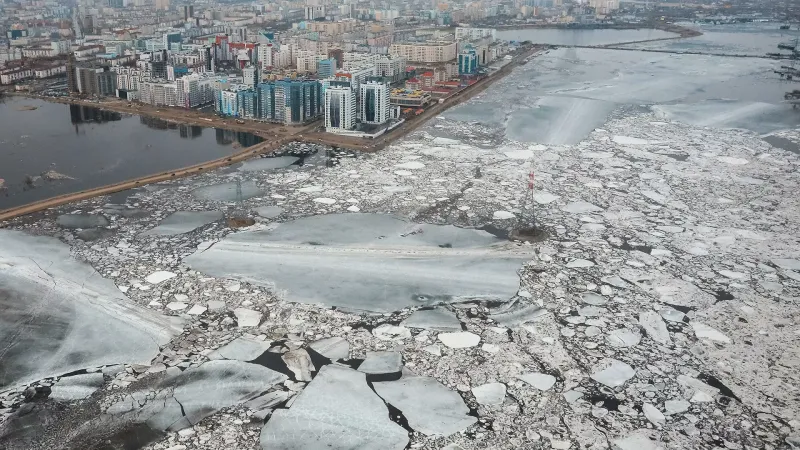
[0,97,265,210]
[215,128,263,148]
[139,116,204,140]
[69,104,122,124]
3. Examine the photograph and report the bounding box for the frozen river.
[2,25,800,450]
[496,27,678,45]
[441,26,799,146]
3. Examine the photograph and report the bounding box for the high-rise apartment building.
[325,82,355,133]
[243,65,258,86]
[458,47,478,75]
[374,55,407,83]
[317,58,337,79]
[389,42,457,63]
[215,79,322,124]
[359,81,389,125]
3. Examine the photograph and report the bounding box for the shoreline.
[0,45,540,221]
[495,21,703,39]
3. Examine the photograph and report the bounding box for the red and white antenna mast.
[526,169,536,229]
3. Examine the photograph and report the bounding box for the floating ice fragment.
[373,324,412,341]
[639,311,671,344]
[395,161,425,170]
[313,197,336,205]
[394,170,414,176]
[146,271,176,284]
[209,336,271,361]
[140,211,223,236]
[358,351,402,375]
[581,223,606,232]
[347,205,360,212]
[641,190,666,204]
[718,270,747,280]
[472,383,506,406]
[517,373,556,391]
[591,359,635,388]
[373,375,476,436]
[309,337,349,360]
[691,322,730,343]
[566,259,595,268]
[533,191,559,204]
[691,391,714,403]
[261,365,408,449]
[298,185,323,193]
[431,137,459,146]
[492,211,515,220]
[584,151,614,159]
[282,349,314,381]
[717,156,749,165]
[234,308,262,327]
[563,390,583,403]
[664,399,690,414]
[166,302,188,311]
[423,344,442,356]
[605,329,641,348]
[254,206,283,219]
[602,275,629,288]
[504,150,534,159]
[581,292,607,306]
[186,304,206,315]
[772,259,800,271]
[642,403,665,426]
[439,332,480,348]
[656,225,683,233]
[612,430,664,450]
[613,136,651,145]
[578,305,602,317]
[562,201,602,214]
[192,181,263,201]
[56,213,109,229]
[402,308,462,331]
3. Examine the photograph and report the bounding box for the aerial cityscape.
[1,0,800,449]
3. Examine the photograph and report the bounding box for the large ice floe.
[0,230,182,389]
[184,213,530,312]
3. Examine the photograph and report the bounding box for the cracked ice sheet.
[261,365,408,450]
[185,214,531,312]
[0,230,183,389]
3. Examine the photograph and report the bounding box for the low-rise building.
[34,64,67,79]
[0,67,33,85]
[389,88,431,108]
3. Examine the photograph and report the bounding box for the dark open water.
[0,96,262,210]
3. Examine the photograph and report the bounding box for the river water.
[0,96,262,210]
[497,27,678,45]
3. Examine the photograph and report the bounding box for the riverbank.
[495,21,702,39]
